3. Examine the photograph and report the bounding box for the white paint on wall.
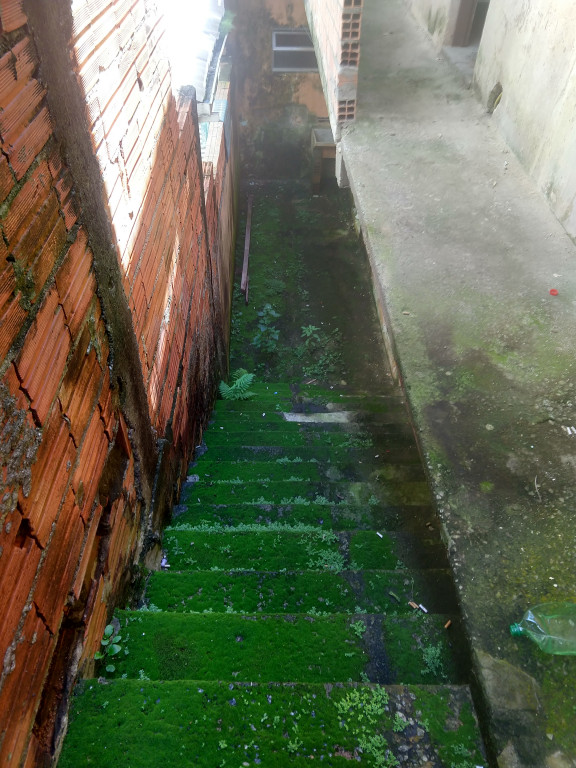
[474,0,576,239]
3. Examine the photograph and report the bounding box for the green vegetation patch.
[172,502,336,529]
[348,531,401,570]
[162,527,344,572]
[409,684,485,768]
[384,614,462,684]
[60,679,484,768]
[191,460,321,484]
[146,571,357,614]
[146,570,450,617]
[112,611,366,683]
[171,501,373,530]
[203,427,307,448]
[187,480,330,506]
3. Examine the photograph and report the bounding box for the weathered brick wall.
[305,0,362,132]
[0,1,234,764]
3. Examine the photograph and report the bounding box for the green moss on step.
[162,528,343,572]
[190,460,321,484]
[111,611,366,682]
[171,501,374,530]
[146,570,436,615]
[60,680,484,768]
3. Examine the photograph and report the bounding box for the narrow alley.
[59,184,486,765]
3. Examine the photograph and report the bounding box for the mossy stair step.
[193,443,424,464]
[60,181,488,767]
[107,610,465,685]
[171,500,439,534]
[190,458,426,483]
[205,420,415,438]
[60,680,485,768]
[190,459,323,483]
[202,427,417,450]
[215,393,406,413]
[160,528,448,571]
[184,479,432,507]
[210,408,412,427]
[146,569,460,615]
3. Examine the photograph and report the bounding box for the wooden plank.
[240,195,253,295]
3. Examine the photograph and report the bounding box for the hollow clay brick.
[14,290,71,425]
[22,406,75,547]
[0,290,27,360]
[0,607,55,767]
[32,489,83,632]
[0,154,13,202]
[0,0,27,33]
[72,502,103,596]
[0,38,36,106]
[0,78,45,146]
[8,106,52,179]
[10,190,59,262]
[55,230,97,337]
[72,409,110,514]
[2,160,51,243]
[59,342,102,445]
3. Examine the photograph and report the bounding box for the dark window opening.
[272,29,318,73]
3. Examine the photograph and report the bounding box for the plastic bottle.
[510,602,576,655]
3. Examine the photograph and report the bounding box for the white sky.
[161,0,225,96]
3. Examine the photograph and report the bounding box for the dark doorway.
[452,0,490,47]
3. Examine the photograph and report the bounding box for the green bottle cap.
[510,623,524,637]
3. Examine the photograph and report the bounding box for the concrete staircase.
[59,181,487,766]
[59,381,486,766]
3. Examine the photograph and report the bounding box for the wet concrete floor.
[340,1,576,766]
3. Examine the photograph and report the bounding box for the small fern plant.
[218,369,256,401]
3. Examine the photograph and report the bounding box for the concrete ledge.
[341,0,576,765]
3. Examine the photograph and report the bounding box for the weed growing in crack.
[252,304,281,353]
[350,620,367,639]
[422,643,445,679]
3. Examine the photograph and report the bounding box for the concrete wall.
[474,0,576,240]
[0,0,234,764]
[405,0,458,46]
[230,0,328,179]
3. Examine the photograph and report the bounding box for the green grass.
[111,611,367,682]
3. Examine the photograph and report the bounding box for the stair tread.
[107,609,466,685]
[60,680,484,768]
[161,528,449,571]
[195,444,424,463]
[172,501,439,533]
[146,568,460,615]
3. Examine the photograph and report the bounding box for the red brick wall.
[0,0,234,764]
[305,0,362,129]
